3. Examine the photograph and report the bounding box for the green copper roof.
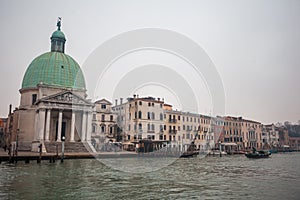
[22,52,86,90]
[51,30,66,41]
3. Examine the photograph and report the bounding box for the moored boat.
[245,148,271,159]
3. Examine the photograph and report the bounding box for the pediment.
[39,91,92,105]
[95,98,112,105]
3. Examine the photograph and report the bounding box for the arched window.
[101,125,105,133]
[138,111,142,119]
[138,123,142,130]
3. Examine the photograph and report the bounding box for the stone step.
[44,142,89,153]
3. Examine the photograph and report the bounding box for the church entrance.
[55,121,66,141]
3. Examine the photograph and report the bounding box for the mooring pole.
[61,136,65,163]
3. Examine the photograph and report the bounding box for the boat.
[180,151,199,158]
[245,148,271,158]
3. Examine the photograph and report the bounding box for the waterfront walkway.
[0,148,138,163]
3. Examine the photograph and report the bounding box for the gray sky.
[0,0,299,124]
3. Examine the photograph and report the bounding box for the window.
[110,115,113,121]
[152,103,154,106]
[178,126,181,131]
[32,94,37,105]
[129,113,131,120]
[101,115,105,121]
[110,126,113,134]
[164,125,166,130]
[128,125,131,131]
[152,112,155,120]
[128,135,131,140]
[92,125,96,133]
[93,114,96,120]
[148,112,151,119]
[138,111,142,119]
[101,125,105,133]
[148,102,151,106]
[160,104,163,108]
[147,124,150,131]
[138,123,142,130]
[135,112,137,119]
[183,125,185,130]
[160,113,163,120]
[101,104,106,109]
[139,101,142,105]
[151,124,155,131]
[178,116,180,120]
[160,125,163,131]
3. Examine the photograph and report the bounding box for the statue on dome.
[57,17,62,30]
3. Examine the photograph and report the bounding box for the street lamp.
[61,136,65,163]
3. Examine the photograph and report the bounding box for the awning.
[122,141,134,145]
[221,142,237,146]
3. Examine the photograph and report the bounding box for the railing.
[168,119,177,123]
[169,130,177,134]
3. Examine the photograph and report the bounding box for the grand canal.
[0,153,299,200]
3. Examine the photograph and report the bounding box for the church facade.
[7,19,94,152]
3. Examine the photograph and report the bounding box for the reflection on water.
[1,153,300,200]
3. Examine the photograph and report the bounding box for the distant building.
[112,96,165,142]
[261,124,280,149]
[92,99,118,150]
[0,118,7,147]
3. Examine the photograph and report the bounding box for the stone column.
[57,110,63,142]
[86,112,92,142]
[45,109,51,141]
[70,111,76,142]
[38,109,46,141]
[34,111,39,141]
[81,112,87,141]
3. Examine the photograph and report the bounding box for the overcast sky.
[0,0,299,124]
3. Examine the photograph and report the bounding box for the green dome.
[22,52,86,90]
[51,30,66,41]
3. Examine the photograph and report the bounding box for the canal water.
[0,153,299,200]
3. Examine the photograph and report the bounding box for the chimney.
[9,104,12,115]
[137,94,139,98]
[115,99,118,106]
[120,98,123,104]
[158,98,160,101]
[133,94,136,98]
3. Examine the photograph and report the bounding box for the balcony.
[169,130,177,134]
[169,119,177,123]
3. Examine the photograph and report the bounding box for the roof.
[95,99,112,105]
[21,52,85,90]
[51,30,66,41]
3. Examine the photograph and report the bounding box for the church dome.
[51,30,66,41]
[21,18,86,90]
[21,52,86,89]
